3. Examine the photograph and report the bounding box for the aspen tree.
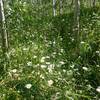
[74,0,80,38]
[59,0,63,14]
[0,0,8,55]
[53,0,56,16]
[74,0,80,55]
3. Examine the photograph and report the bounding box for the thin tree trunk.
[70,0,74,11]
[71,0,74,5]
[0,0,8,55]
[74,0,80,54]
[59,0,63,14]
[53,0,56,16]
[90,0,92,7]
[74,0,80,36]
[93,0,96,7]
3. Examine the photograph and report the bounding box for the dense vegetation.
[0,0,100,100]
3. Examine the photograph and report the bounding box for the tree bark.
[74,0,80,55]
[74,0,80,39]
[0,0,8,54]
[71,0,74,5]
[53,0,56,16]
[93,0,96,7]
[59,0,63,14]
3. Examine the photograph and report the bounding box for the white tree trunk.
[53,0,56,16]
[59,0,63,14]
[90,0,92,7]
[73,0,80,55]
[74,0,80,43]
[74,0,80,49]
[93,0,96,6]
[0,0,8,53]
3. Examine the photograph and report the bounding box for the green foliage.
[0,1,100,100]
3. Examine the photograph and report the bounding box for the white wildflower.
[49,64,55,69]
[23,2,27,5]
[45,56,50,59]
[48,64,54,73]
[53,52,56,55]
[58,72,61,75]
[48,67,53,73]
[41,65,47,68]
[83,67,88,71]
[71,38,74,42]
[70,64,75,68]
[31,71,34,74]
[87,84,92,90]
[96,65,100,67]
[17,90,20,93]
[46,62,51,65]
[11,69,17,73]
[40,74,45,79]
[48,80,54,86]
[23,47,28,51]
[40,57,45,63]
[53,41,56,44]
[96,51,100,54]
[25,84,32,89]
[33,55,37,58]
[37,72,40,75]
[80,41,85,44]
[96,86,100,93]
[60,49,64,53]
[63,69,66,73]
[2,94,5,97]
[27,62,32,66]
[59,61,65,65]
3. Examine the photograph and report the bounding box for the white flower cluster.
[33,55,37,59]
[96,51,100,56]
[25,84,32,89]
[48,64,55,73]
[11,69,17,73]
[82,67,88,71]
[27,61,32,66]
[40,74,45,79]
[41,65,47,68]
[96,86,100,93]
[23,47,29,51]
[96,51,100,54]
[48,80,54,87]
[80,41,85,44]
[59,61,65,65]
[40,56,50,63]
[40,57,45,63]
